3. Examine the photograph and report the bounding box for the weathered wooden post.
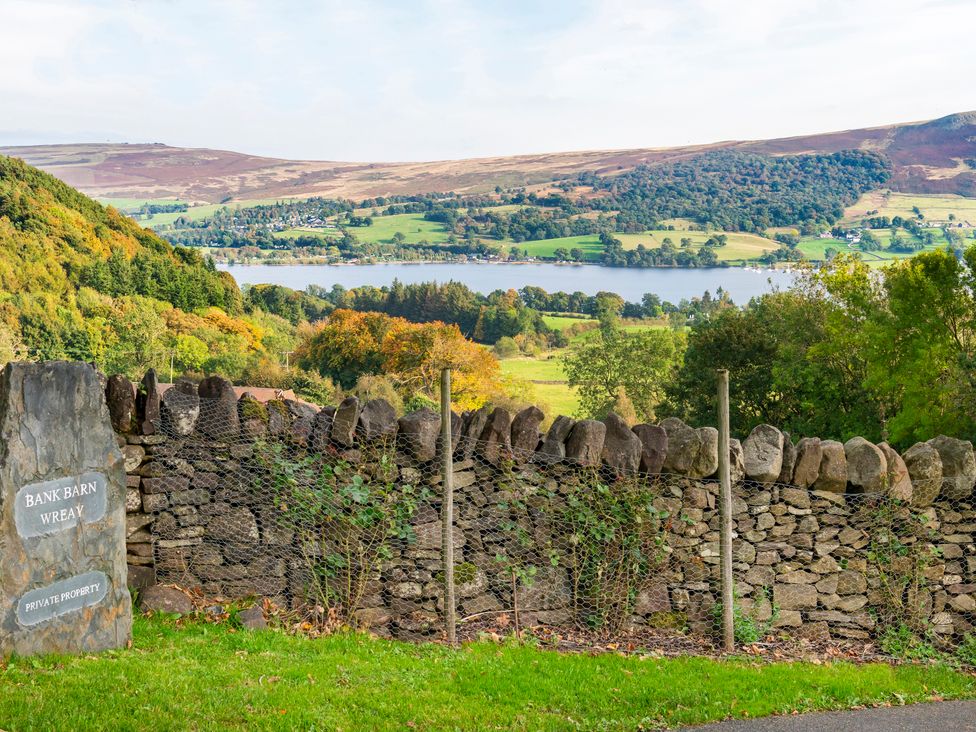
[0,362,132,656]
[717,368,734,652]
[440,367,457,646]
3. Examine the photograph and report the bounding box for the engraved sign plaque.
[0,362,131,657]
[16,572,109,627]
[14,472,107,539]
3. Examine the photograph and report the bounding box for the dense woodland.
[577,150,892,232]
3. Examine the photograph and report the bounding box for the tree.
[297,309,503,410]
[564,323,684,421]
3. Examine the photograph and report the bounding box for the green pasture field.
[540,314,597,330]
[342,212,451,245]
[517,230,778,262]
[530,381,580,417]
[500,354,566,382]
[131,198,296,228]
[795,227,957,263]
[500,352,579,416]
[844,191,976,224]
[0,614,973,731]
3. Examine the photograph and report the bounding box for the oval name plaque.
[14,472,108,539]
[16,571,109,627]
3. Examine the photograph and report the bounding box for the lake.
[219,262,796,304]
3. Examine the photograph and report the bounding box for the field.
[98,198,290,228]
[0,615,972,731]
[501,353,578,416]
[844,191,976,224]
[795,226,958,265]
[346,213,452,245]
[540,314,596,330]
[517,230,778,262]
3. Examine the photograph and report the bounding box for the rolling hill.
[2,112,975,203]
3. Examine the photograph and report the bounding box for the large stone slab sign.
[0,362,131,656]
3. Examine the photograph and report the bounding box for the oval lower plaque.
[16,571,109,627]
[14,472,107,539]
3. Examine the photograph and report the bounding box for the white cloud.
[0,0,973,159]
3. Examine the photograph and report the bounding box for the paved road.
[680,701,976,731]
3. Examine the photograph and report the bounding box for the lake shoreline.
[218,261,796,304]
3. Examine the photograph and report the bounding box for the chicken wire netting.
[135,387,976,658]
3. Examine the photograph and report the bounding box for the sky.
[2,0,975,161]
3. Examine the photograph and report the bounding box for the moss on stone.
[239,397,269,424]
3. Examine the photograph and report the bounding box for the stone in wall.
[105,374,136,434]
[792,437,822,489]
[729,438,745,483]
[459,406,490,459]
[692,427,719,479]
[632,423,667,474]
[566,419,606,466]
[310,405,335,449]
[511,406,544,458]
[137,369,161,436]
[742,424,784,484]
[197,376,240,441]
[478,408,512,465]
[399,409,441,462]
[814,440,847,493]
[660,418,717,478]
[0,362,131,656]
[778,434,797,485]
[601,413,641,473]
[877,442,913,502]
[359,399,397,440]
[161,379,199,436]
[537,415,575,463]
[904,442,943,507]
[928,436,976,501]
[332,396,360,447]
[285,400,317,446]
[844,437,887,494]
[238,393,269,440]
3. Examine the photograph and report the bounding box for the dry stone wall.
[111,370,976,643]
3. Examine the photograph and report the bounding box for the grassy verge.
[0,616,973,731]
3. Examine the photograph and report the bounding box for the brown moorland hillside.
[3,111,975,203]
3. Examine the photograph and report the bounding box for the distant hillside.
[0,155,290,380]
[2,112,975,202]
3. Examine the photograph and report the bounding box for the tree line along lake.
[219,262,796,304]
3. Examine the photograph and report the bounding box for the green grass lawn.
[344,212,452,245]
[500,354,567,382]
[500,353,579,416]
[1,616,974,731]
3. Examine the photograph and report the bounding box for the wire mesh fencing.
[126,375,976,660]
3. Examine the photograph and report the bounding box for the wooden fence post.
[440,368,457,646]
[717,368,735,652]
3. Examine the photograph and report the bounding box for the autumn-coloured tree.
[297,309,502,410]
